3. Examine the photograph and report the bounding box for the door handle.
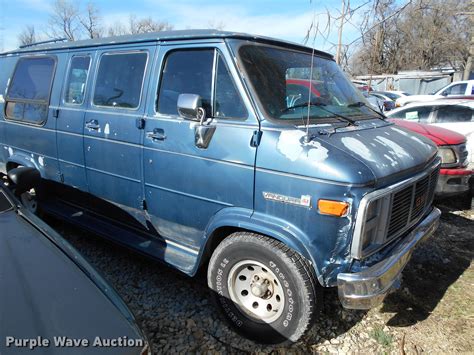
[146,128,166,141]
[85,119,100,131]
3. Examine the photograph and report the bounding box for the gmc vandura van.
[0,30,441,343]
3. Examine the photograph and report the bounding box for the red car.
[390,119,472,207]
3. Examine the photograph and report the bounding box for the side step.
[40,198,198,275]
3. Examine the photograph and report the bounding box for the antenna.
[304,4,318,143]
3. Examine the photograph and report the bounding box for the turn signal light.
[318,199,349,217]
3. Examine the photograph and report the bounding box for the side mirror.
[177,94,206,122]
[7,167,41,196]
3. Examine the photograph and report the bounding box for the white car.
[396,80,474,107]
[387,99,474,168]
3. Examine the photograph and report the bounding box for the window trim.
[154,47,248,121]
[91,50,149,111]
[62,54,92,106]
[4,55,57,126]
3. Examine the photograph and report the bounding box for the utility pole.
[336,0,346,65]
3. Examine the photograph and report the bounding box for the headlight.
[357,195,391,256]
[437,147,456,165]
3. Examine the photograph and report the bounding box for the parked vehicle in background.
[383,90,411,101]
[351,79,373,92]
[369,92,396,111]
[0,169,150,355]
[396,80,474,106]
[387,100,474,169]
[388,119,472,208]
[0,30,441,343]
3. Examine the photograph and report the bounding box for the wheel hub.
[227,260,285,323]
[250,275,273,298]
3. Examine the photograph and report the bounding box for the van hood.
[262,121,438,187]
[389,119,466,146]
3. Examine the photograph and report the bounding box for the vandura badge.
[262,192,312,208]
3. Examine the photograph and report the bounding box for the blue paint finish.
[83,44,156,212]
[0,32,439,289]
[142,42,259,251]
[56,50,97,190]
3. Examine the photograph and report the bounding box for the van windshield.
[237,44,375,123]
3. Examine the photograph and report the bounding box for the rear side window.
[93,52,147,109]
[5,56,56,124]
[64,56,91,105]
[392,106,431,122]
[436,105,473,123]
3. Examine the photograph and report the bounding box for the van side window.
[157,49,214,115]
[392,106,431,122]
[436,105,473,123]
[5,56,55,124]
[64,56,91,105]
[215,54,247,119]
[93,52,147,109]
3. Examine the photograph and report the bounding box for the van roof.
[1,29,333,59]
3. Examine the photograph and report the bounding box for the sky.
[0,0,372,53]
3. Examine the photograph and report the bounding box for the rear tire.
[207,232,320,344]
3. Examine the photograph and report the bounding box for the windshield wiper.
[282,101,358,126]
[347,101,387,121]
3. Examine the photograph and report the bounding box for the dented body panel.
[0,31,439,297]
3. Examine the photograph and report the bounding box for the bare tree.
[108,15,173,36]
[351,0,470,75]
[207,20,226,31]
[47,0,80,41]
[79,1,103,39]
[107,21,129,37]
[18,25,37,46]
[129,15,173,34]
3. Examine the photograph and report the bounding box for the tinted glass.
[383,92,399,100]
[391,106,431,122]
[93,52,147,109]
[238,45,375,123]
[444,83,467,96]
[215,55,247,119]
[65,56,91,104]
[6,57,55,124]
[8,57,55,101]
[157,50,214,115]
[436,105,473,122]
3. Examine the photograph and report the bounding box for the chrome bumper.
[337,207,441,310]
[435,173,471,197]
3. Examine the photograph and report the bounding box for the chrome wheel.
[227,260,285,323]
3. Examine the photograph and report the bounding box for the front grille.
[387,167,439,239]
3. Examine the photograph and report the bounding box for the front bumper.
[435,169,472,197]
[337,207,441,309]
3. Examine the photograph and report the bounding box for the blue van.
[0,30,441,343]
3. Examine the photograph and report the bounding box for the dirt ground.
[48,199,474,354]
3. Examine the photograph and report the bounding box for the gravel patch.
[46,200,473,354]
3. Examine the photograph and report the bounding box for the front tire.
[207,232,320,344]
